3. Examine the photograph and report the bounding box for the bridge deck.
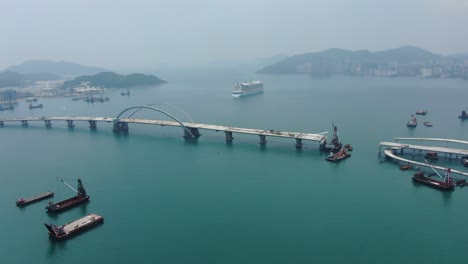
[383,149,468,177]
[395,137,468,146]
[0,117,326,142]
[379,142,468,156]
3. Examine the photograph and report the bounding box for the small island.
[61,72,165,89]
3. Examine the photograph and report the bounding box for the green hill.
[5,60,107,76]
[61,72,165,89]
[257,46,442,75]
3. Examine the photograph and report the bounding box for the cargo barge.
[44,213,104,240]
[16,191,54,207]
[412,169,455,191]
[46,178,89,213]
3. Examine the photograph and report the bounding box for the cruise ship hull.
[232,90,263,98]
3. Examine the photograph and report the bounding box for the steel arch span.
[114,105,194,137]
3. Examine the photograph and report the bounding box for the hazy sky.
[1,0,468,70]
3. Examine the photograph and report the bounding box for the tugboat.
[46,178,89,213]
[44,213,104,240]
[412,168,455,191]
[343,144,353,151]
[28,103,43,109]
[425,152,439,160]
[415,110,428,115]
[325,149,351,162]
[423,121,433,127]
[407,115,417,127]
[400,164,413,170]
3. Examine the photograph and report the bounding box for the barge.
[44,213,104,240]
[412,171,454,191]
[16,191,54,207]
[325,149,351,162]
[46,178,89,213]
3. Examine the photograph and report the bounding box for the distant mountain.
[61,72,166,89]
[0,71,61,87]
[257,46,443,75]
[5,60,107,76]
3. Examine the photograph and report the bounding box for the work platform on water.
[379,137,468,177]
[0,116,329,148]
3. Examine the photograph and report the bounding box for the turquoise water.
[1,69,468,263]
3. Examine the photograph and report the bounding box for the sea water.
[1,68,468,264]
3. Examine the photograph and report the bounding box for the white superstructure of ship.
[232,81,263,97]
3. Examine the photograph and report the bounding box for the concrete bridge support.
[21,120,28,127]
[66,120,75,128]
[0,121,3,127]
[295,138,303,148]
[44,120,52,127]
[113,122,129,132]
[88,120,97,129]
[259,135,267,145]
[183,127,200,138]
[225,131,234,142]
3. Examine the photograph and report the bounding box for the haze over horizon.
[1,0,468,71]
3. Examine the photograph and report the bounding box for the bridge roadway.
[0,116,327,146]
[383,149,468,177]
[379,141,468,157]
[395,137,468,146]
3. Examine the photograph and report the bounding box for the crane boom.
[57,177,78,193]
[424,159,443,179]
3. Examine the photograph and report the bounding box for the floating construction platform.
[16,191,54,207]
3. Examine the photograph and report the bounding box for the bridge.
[379,137,468,177]
[0,105,329,149]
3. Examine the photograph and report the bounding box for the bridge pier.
[113,122,129,132]
[259,135,267,145]
[0,121,3,127]
[295,138,303,148]
[21,120,28,127]
[88,120,97,129]
[183,127,200,138]
[225,131,234,142]
[66,120,75,128]
[44,120,52,127]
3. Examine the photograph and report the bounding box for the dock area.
[16,191,54,207]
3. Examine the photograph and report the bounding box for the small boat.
[46,178,89,213]
[407,115,417,127]
[44,213,104,240]
[121,88,130,96]
[412,169,454,191]
[343,144,353,151]
[456,179,466,187]
[425,152,438,160]
[16,191,54,207]
[25,98,38,102]
[325,149,351,162]
[29,103,43,109]
[423,121,433,127]
[415,110,428,115]
[462,156,468,166]
[400,164,413,171]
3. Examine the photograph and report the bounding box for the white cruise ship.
[232,81,263,97]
